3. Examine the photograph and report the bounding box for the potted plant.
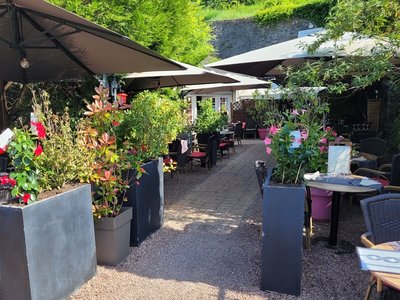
[79,85,142,265]
[0,90,96,300]
[261,90,329,296]
[247,90,282,140]
[115,90,185,246]
[194,99,225,166]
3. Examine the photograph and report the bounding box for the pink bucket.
[310,187,332,222]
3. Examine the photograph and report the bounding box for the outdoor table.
[305,174,382,246]
[370,242,400,295]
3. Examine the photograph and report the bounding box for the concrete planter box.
[0,184,96,300]
[94,207,132,266]
[261,182,305,296]
[123,158,164,246]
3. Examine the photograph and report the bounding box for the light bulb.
[20,58,30,69]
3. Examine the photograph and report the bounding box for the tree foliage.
[49,0,213,65]
[285,0,400,93]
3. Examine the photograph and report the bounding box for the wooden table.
[371,242,400,294]
[306,176,381,246]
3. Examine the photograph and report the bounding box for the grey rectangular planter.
[261,182,305,296]
[0,184,96,300]
[123,158,164,246]
[94,206,132,266]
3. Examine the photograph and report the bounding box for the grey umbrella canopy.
[123,61,238,92]
[206,32,385,77]
[182,70,270,94]
[0,0,184,83]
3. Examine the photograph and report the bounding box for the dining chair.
[354,153,400,192]
[234,122,243,147]
[216,132,229,160]
[360,193,400,299]
[244,118,257,139]
[187,135,214,170]
[360,137,387,166]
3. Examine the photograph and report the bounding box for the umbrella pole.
[0,81,8,131]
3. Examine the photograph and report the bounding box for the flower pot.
[94,206,133,266]
[258,128,268,140]
[310,187,332,221]
[261,181,305,296]
[0,184,96,300]
[123,158,164,246]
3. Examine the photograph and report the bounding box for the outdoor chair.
[360,137,387,167]
[234,122,243,147]
[360,193,400,299]
[187,135,214,170]
[216,132,229,159]
[354,153,400,193]
[244,118,257,139]
[225,132,235,154]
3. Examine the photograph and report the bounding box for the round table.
[371,242,400,293]
[306,177,380,246]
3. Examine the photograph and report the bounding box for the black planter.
[94,206,132,266]
[261,181,305,296]
[123,158,164,246]
[0,184,96,300]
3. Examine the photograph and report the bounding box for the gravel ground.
[70,140,373,300]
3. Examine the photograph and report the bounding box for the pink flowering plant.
[264,90,330,184]
[6,122,46,204]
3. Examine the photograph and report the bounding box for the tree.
[50,0,213,65]
[285,0,400,93]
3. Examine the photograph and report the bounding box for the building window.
[220,97,227,112]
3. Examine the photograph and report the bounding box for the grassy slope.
[202,0,331,23]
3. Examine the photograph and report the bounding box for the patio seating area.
[71,139,373,300]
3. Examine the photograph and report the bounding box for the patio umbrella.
[182,69,270,94]
[123,61,238,92]
[0,0,184,84]
[206,32,385,77]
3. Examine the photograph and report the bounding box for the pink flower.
[319,137,327,144]
[301,109,307,115]
[325,126,332,131]
[0,146,6,154]
[295,138,303,145]
[266,146,272,155]
[332,131,337,137]
[319,146,327,153]
[34,144,43,156]
[300,131,308,140]
[269,125,279,135]
[291,109,300,116]
[264,137,272,145]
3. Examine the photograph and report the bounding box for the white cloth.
[181,140,188,154]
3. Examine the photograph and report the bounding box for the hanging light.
[20,57,30,69]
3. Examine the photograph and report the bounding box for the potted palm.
[115,90,186,246]
[261,90,329,296]
[0,92,96,299]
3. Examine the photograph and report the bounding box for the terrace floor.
[71,139,372,300]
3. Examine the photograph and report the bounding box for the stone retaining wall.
[211,18,315,59]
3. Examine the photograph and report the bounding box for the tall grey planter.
[261,182,305,296]
[0,184,96,300]
[123,158,164,246]
[94,207,132,266]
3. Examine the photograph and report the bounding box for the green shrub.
[195,99,225,133]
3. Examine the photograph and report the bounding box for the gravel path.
[71,139,372,300]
